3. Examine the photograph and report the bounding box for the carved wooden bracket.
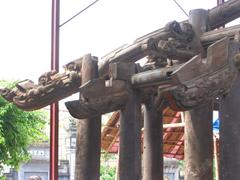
[0,58,83,111]
[65,79,129,119]
[1,2,240,113]
[99,21,195,78]
[163,38,240,111]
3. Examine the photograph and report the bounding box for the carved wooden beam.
[98,0,240,78]
[131,65,179,88]
[201,24,240,46]
[0,57,83,111]
[2,0,240,113]
[2,36,240,112]
[208,0,240,29]
[163,38,240,111]
[99,21,195,77]
[65,79,130,119]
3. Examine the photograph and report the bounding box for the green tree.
[100,153,117,180]
[0,80,47,171]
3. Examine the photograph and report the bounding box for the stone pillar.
[118,90,142,180]
[143,97,163,180]
[74,54,101,180]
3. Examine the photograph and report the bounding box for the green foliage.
[0,80,47,171]
[100,153,117,180]
[100,165,116,180]
[0,176,6,180]
[178,160,185,172]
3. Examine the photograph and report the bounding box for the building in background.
[4,143,71,180]
[4,108,75,180]
[3,107,185,180]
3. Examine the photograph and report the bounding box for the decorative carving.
[1,14,240,116]
[162,38,240,111]
[65,79,129,119]
[0,58,83,111]
[99,21,195,77]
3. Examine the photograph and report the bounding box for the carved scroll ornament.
[0,58,83,111]
[1,17,240,117]
[162,38,240,111]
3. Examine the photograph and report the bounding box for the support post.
[74,54,101,180]
[184,102,213,180]
[184,9,213,180]
[118,90,142,180]
[219,73,240,180]
[143,98,163,180]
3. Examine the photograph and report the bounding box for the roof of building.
[101,107,184,160]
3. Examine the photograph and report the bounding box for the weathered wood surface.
[219,34,240,180]
[109,62,136,81]
[164,38,239,111]
[118,90,142,180]
[80,79,128,100]
[184,10,213,180]
[65,79,129,119]
[73,54,101,180]
[201,24,240,46]
[1,0,240,114]
[99,21,195,77]
[219,73,240,180]
[98,0,240,77]
[65,92,129,119]
[143,98,163,180]
[208,0,240,29]
[131,65,179,88]
[2,37,240,112]
[0,58,83,111]
[184,102,213,180]
[134,0,240,44]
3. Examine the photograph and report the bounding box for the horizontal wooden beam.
[98,0,240,77]
[201,24,240,46]
[131,65,179,88]
[208,0,240,29]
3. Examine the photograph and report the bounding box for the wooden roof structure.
[101,107,184,160]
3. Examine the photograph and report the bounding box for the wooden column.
[184,9,213,180]
[118,90,142,180]
[75,54,101,180]
[143,97,163,180]
[219,73,240,180]
[184,102,213,180]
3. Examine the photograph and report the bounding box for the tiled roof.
[101,107,184,160]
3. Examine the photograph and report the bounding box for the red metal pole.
[50,0,59,180]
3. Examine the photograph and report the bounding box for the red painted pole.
[50,0,59,180]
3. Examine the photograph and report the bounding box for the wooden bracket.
[65,79,130,119]
[109,62,136,81]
